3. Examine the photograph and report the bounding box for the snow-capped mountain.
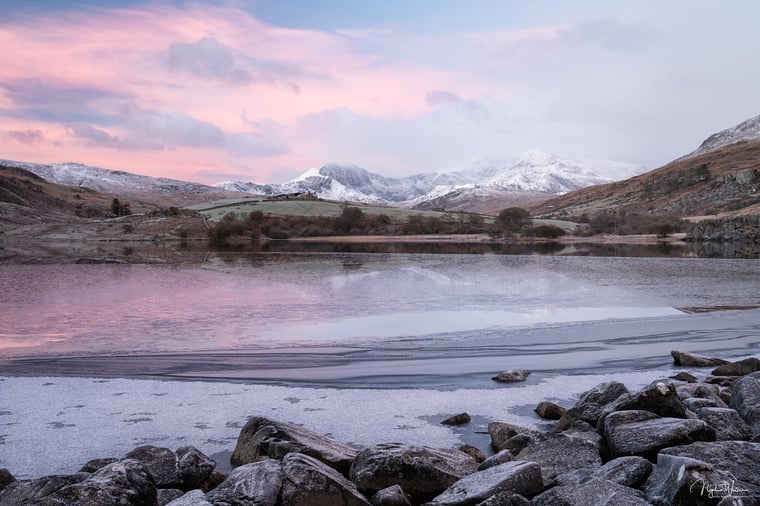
[687,114,760,158]
[216,151,620,209]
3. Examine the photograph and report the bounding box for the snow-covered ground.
[0,369,703,479]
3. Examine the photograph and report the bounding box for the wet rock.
[157,488,184,505]
[350,443,478,504]
[670,371,699,383]
[694,407,751,441]
[78,457,118,473]
[370,485,412,506]
[554,381,629,430]
[29,460,156,506]
[165,489,214,506]
[478,450,514,471]
[487,422,538,452]
[644,452,744,505]
[598,380,689,428]
[556,455,653,489]
[441,413,471,426]
[123,445,178,488]
[458,445,486,463]
[491,370,530,383]
[730,371,760,439]
[676,382,726,404]
[533,477,650,506]
[280,452,370,506]
[0,473,90,506]
[713,357,760,376]
[475,490,530,506]
[706,376,738,386]
[603,410,716,459]
[206,459,282,506]
[231,416,357,475]
[175,446,215,490]
[720,389,732,405]
[424,460,542,506]
[534,401,566,420]
[511,432,601,486]
[0,470,14,492]
[671,350,729,367]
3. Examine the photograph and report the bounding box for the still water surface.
[1,252,758,386]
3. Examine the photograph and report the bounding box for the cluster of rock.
[686,214,760,243]
[1,351,759,505]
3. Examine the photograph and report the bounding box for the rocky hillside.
[531,118,760,219]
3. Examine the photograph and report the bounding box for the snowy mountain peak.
[688,114,760,157]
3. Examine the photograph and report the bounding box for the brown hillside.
[530,139,760,218]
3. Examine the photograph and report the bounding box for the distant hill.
[531,115,760,219]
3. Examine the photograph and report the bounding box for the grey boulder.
[533,477,650,506]
[280,452,371,506]
[206,459,282,506]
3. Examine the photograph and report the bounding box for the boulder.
[597,380,689,428]
[478,450,514,471]
[0,473,90,506]
[0,470,14,492]
[441,413,471,426]
[175,446,216,490]
[165,489,214,506]
[230,416,358,475]
[730,371,760,439]
[706,376,736,386]
[349,443,478,503]
[670,372,698,383]
[694,407,751,441]
[458,445,486,463]
[280,452,370,506]
[712,357,760,376]
[123,445,178,488]
[370,485,412,506]
[157,488,184,505]
[554,381,629,430]
[676,382,725,404]
[556,456,653,489]
[671,350,729,367]
[206,459,282,506]
[78,457,118,473]
[510,432,601,486]
[424,460,542,505]
[534,401,566,420]
[487,422,537,452]
[475,491,530,506]
[28,460,157,506]
[533,477,650,506]
[491,371,530,383]
[603,410,716,459]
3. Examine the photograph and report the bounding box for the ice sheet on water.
[0,369,710,479]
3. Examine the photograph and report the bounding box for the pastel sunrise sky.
[1,1,759,184]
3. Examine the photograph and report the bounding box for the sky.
[1,1,759,184]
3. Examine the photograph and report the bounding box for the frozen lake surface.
[1,252,759,477]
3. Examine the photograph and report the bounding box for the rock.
[0,469,14,492]
[713,357,760,376]
[694,407,751,441]
[230,416,358,475]
[670,372,699,383]
[676,382,726,404]
[706,376,738,386]
[475,490,530,506]
[280,452,370,506]
[370,485,412,506]
[78,457,118,473]
[683,397,725,411]
[730,371,760,439]
[350,443,478,503]
[458,445,486,463]
[206,459,282,506]
[0,473,90,506]
[29,460,157,506]
[424,461,543,506]
[123,445,178,488]
[533,477,650,506]
[511,432,601,486]
[441,413,471,426]
[556,455,653,489]
[198,470,225,493]
[720,389,732,405]
[534,401,566,420]
[598,380,688,428]
[176,446,216,490]
[165,489,214,506]
[491,370,530,383]
[478,450,514,471]
[157,488,184,505]
[603,410,716,459]
[671,350,729,367]
[487,422,537,452]
[554,381,629,430]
